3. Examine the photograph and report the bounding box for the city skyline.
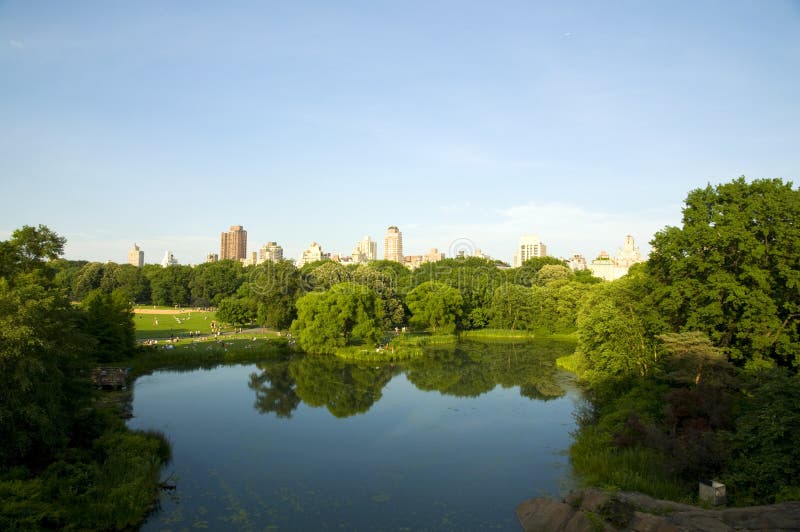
[116,226,643,269]
[2,2,798,265]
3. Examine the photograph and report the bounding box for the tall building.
[206,253,219,263]
[258,242,284,264]
[297,242,324,267]
[161,250,178,267]
[220,225,247,261]
[513,235,547,268]
[127,243,144,267]
[352,235,377,264]
[384,226,403,263]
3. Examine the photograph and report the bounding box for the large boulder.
[517,489,800,532]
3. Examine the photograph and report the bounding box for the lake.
[128,339,582,530]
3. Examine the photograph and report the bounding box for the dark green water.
[129,340,581,530]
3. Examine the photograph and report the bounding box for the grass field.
[134,310,219,340]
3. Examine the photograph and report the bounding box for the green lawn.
[134,311,218,340]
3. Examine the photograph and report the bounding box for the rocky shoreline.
[516,489,800,531]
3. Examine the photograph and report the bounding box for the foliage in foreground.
[0,415,170,531]
[569,177,800,506]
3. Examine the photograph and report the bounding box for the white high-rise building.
[297,242,324,267]
[513,235,547,267]
[352,235,378,264]
[161,250,178,267]
[127,243,144,267]
[384,226,403,263]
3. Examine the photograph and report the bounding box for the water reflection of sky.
[130,357,580,531]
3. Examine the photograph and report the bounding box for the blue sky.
[2,1,799,265]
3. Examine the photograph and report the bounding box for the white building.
[241,251,258,267]
[567,254,587,271]
[352,235,378,264]
[587,235,645,281]
[127,243,144,268]
[258,242,284,264]
[297,242,324,267]
[161,250,178,267]
[513,235,547,268]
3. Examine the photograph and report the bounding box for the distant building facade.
[161,250,178,267]
[567,254,587,271]
[426,248,445,263]
[297,242,324,267]
[241,251,258,267]
[352,235,378,264]
[513,235,547,268]
[127,243,144,267]
[220,225,247,260]
[587,235,644,281]
[384,226,403,262]
[206,253,219,263]
[258,242,284,264]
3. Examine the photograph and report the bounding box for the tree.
[188,260,244,307]
[648,177,800,368]
[290,283,384,354]
[71,262,105,300]
[80,289,136,362]
[534,264,571,286]
[489,284,536,330]
[248,260,303,329]
[146,264,192,307]
[216,296,257,326]
[406,281,463,333]
[512,256,568,286]
[0,227,89,468]
[411,257,502,329]
[576,273,662,379]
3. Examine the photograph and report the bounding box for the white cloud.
[9,40,24,49]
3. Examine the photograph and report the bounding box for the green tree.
[188,259,244,307]
[246,260,303,329]
[216,296,257,326]
[291,283,384,354]
[146,264,192,307]
[411,257,502,329]
[80,289,136,362]
[71,262,105,300]
[576,273,662,379]
[534,264,571,286]
[648,177,800,367]
[723,369,800,504]
[512,256,568,286]
[406,281,463,333]
[0,227,89,468]
[489,284,536,330]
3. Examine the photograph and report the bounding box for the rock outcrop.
[516,489,800,531]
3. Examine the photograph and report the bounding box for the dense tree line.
[57,240,598,355]
[570,177,800,506]
[0,226,170,529]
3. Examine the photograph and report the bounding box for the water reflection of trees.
[404,340,574,400]
[248,339,575,418]
[249,355,397,418]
